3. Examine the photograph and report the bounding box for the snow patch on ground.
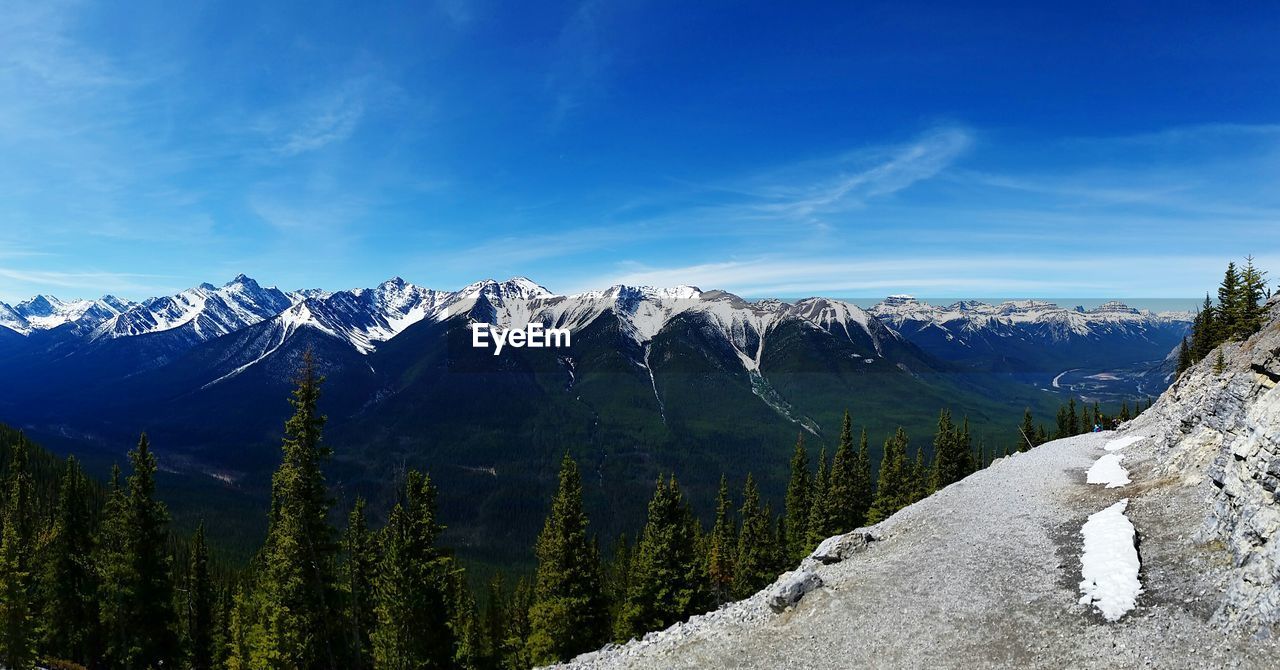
[1104,435,1146,452]
[1086,453,1131,488]
[1078,499,1142,622]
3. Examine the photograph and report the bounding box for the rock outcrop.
[1127,294,1280,634]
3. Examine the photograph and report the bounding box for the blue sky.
[1,0,1278,302]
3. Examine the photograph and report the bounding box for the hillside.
[548,295,1280,669]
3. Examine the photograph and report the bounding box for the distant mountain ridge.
[0,275,1191,567]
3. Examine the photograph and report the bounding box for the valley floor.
[551,432,1278,669]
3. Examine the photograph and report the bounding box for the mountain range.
[0,276,1192,562]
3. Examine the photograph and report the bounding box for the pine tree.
[617,476,706,639]
[1190,293,1217,361]
[372,471,453,669]
[1067,398,1080,436]
[342,498,376,670]
[254,351,341,669]
[909,447,931,503]
[526,454,608,664]
[1214,350,1226,374]
[732,475,774,599]
[1219,261,1243,338]
[604,534,631,637]
[1240,255,1268,337]
[805,449,837,546]
[1017,409,1036,452]
[451,574,484,670]
[828,412,858,534]
[499,577,533,670]
[187,522,215,670]
[705,476,736,605]
[850,428,873,528]
[482,575,508,670]
[1177,337,1192,374]
[867,428,910,523]
[782,435,811,562]
[40,455,99,666]
[930,409,964,490]
[0,439,36,670]
[98,435,180,670]
[1119,402,1131,422]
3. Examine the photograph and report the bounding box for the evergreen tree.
[526,454,608,664]
[604,534,632,637]
[372,471,453,669]
[732,475,774,599]
[342,498,376,670]
[782,435,811,562]
[1177,337,1192,374]
[499,577,532,670]
[806,449,838,546]
[909,447,931,503]
[1189,293,1217,361]
[1017,409,1036,452]
[867,428,910,523]
[1219,261,1243,338]
[828,412,859,534]
[1240,255,1268,337]
[98,435,180,670]
[482,575,508,670]
[40,456,99,666]
[1119,402,1131,422]
[451,576,484,670]
[1067,398,1080,436]
[1035,424,1049,445]
[187,522,215,670]
[705,476,736,605]
[254,351,341,669]
[850,428,873,528]
[617,476,706,639]
[1214,350,1227,374]
[930,409,964,490]
[0,439,36,670]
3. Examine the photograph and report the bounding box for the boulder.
[765,569,823,612]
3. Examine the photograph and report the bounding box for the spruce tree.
[98,435,180,670]
[782,435,810,562]
[850,427,873,528]
[1240,255,1268,337]
[0,439,36,670]
[372,471,453,669]
[806,448,838,546]
[828,412,858,534]
[930,409,964,490]
[187,522,215,670]
[705,476,737,604]
[40,455,99,666]
[257,351,341,669]
[909,447,931,503]
[605,534,632,637]
[1018,409,1036,452]
[1219,261,1242,338]
[867,428,910,523]
[1177,337,1192,374]
[343,498,376,670]
[500,577,533,670]
[617,476,706,639]
[526,454,608,664]
[732,475,774,599]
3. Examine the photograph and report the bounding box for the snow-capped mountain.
[867,295,1193,388]
[0,294,134,335]
[90,274,295,344]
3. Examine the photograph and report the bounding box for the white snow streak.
[1086,453,1131,488]
[1078,499,1142,621]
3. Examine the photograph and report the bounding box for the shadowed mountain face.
[0,277,1188,563]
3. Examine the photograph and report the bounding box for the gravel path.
[552,432,1279,669]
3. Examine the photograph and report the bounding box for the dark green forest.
[0,368,1148,670]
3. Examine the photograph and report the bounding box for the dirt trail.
[553,432,1278,669]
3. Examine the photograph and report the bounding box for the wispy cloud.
[263,81,369,157]
[0,266,169,298]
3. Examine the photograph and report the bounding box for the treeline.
[1178,257,1271,374]
[1017,397,1152,449]
[1,355,1069,670]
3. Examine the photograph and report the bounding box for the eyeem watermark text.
[471,322,571,355]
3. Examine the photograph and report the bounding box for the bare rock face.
[1128,295,1280,635]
